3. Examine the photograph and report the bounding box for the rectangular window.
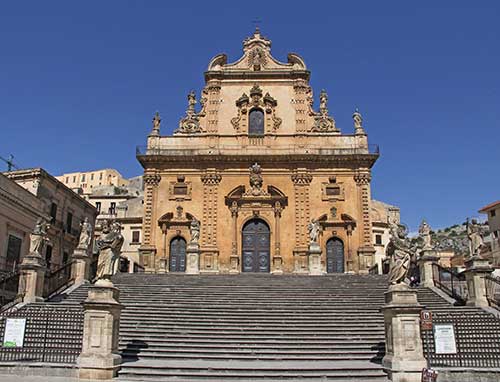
[66,212,73,233]
[109,202,116,215]
[50,203,58,223]
[173,184,188,195]
[45,245,53,269]
[132,230,140,243]
[65,177,69,184]
[375,234,382,245]
[325,185,341,196]
[99,173,103,180]
[90,173,94,181]
[95,202,101,213]
[63,251,69,265]
[6,235,22,271]
[81,174,86,182]
[73,176,76,183]
[491,210,496,217]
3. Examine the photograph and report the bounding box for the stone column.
[186,243,200,275]
[308,243,324,276]
[71,246,91,285]
[418,250,439,288]
[200,171,222,273]
[464,256,493,308]
[157,224,168,274]
[229,201,240,274]
[139,172,161,271]
[18,252,46,304]
[272,201,283,274]
[78,279,122,380]
[381,284,427,382]
[354,170,375,274]
[291,171,312,274]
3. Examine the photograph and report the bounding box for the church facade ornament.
[176,91,203,134]
[311,90,338,133]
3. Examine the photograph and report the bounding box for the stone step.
[119,334,385,342]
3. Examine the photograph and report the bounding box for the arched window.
[249,109,264,136]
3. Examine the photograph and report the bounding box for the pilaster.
[464,256,493,307]
[354,170,375,273]
[18,252,46,304]
[205,81,221,134]
[71,246,91,284]
[418,250,439,288]
[200,170,222,272]
[140,171,161,270]
[291,170,312,274]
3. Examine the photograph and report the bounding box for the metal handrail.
[44,261,74,298]
[485,275,500,309]
[0,271,21,307]
[432,263,468,304]
[368,263,379,275]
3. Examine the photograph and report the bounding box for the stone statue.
[386,223,413,285]
[418,219,432,250]
[352,108,365,135]
[190,219,200,245]
[78,217,92,249]
[319,90,328,114]
[308,219,320,245]
[29,217,50,256]
[95,220,124,280]
[249,162,264,194]
[467,218,485,257]
[152,111,161,134]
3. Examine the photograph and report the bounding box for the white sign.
[434,324,457,354]
[2,318,26,348]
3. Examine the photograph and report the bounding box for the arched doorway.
[326,237,345,273]
[242,219,270,272]
[169,236,186,272]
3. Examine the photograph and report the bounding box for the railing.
[136,143,380,157]
[44,261,74,298]
[485,275,500,310]
[432,263,468,304]
[133,262,145,273]
[0,272,21,307]
[368,263,379,275]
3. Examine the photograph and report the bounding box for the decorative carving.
[248,46,267,71]
[230,201,238,217]
[274,201,283,217]
[354,172,371,185]
[168,179,192,201]
[231,85,281,133]
[176,205,183,219]
[291,173,313,185]
[176,91,203,134]
[143,173,161,187]
[330,206,337,219]
[353,108,365,135]
[244,163,270,197]
[95,220,124,280]
[311,90,338,133]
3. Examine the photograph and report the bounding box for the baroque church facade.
[137,29,379,275]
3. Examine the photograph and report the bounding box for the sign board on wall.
[420,310,433,330]
[434,323,457,354]
[2,318,26,347]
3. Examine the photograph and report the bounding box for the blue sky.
[0,1,498,231]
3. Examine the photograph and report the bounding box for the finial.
[252,17,262,35]
[353,107,365,135]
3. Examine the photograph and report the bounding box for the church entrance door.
[169,236,186,272]
[326,238,344,273]
[242,219,270,272]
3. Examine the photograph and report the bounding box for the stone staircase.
[113,273,389,381]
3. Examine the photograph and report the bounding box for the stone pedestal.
[271,256,284,275]
[186,243,200,275]
[464,256,493,308]
[18,252,46,304]
[71,247,91,284]
[308,243,324,276]
[78,279,123,380]
[381,284,427,382]
[358,246,376,275]
[229,255,240,274]
[293,250,309,274]
[418,250,439,288]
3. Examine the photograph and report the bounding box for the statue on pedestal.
[29,217,51,256]
[190,219,200,245]
[418,219,432,251]
[387,223,413,285]
[308,219,320,245]
[95,220,124,280]
[78,217,92,250]
[466,218,484,257]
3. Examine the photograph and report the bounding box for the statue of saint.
[95,220,124,280]
[248,162,264,194]
[29,217,50,256]
[190,219,200,245]
[418,219,432,250]
[319,90,328,115]
[386,223,413,285]
[308,219,320,245]
[78,217,92,249]
[467,218,484,257]
[152,111,161,132]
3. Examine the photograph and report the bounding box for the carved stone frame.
[168,181,192,201]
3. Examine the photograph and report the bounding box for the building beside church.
[137,29,379,274]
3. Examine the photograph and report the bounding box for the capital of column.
[143,172,161,187]
[354,171,371,185]
[291,173,312,185]
[201,173,222,185]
